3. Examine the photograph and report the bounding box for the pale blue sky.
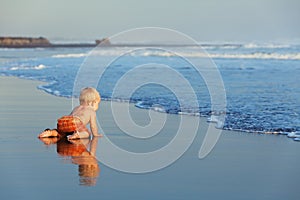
[0,0,299,42]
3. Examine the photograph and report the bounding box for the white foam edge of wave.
[243,43,291,49]
[285,131,300,142]
[135,101,167,113]
[37,81,62,97]
[128,50,297,59]
[9,64,47,71]
[287,131,300,138]
[51,50,300,60]
[52,53,88,58]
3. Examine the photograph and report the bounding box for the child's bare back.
[71,105,95,125]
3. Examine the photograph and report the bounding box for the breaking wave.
[9,64,47,71]
[51,50,300,60]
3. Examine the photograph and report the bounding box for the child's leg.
[38,129,59,138]
[67,131,90,140]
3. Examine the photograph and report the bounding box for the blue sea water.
[0,43,299,134]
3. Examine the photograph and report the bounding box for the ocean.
[0,42,299,134]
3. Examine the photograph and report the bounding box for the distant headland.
[0,36,110,48]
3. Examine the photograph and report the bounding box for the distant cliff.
[0,36,110,48]
[0,37,51,47]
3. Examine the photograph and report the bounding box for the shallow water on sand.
[0,77,299,200]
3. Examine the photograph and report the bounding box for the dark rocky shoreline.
[0,36,110,48]
[0,36,206,48]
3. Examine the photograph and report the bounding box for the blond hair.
[79,87,101,105]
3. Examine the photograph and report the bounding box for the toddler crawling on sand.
[38,87,103,140]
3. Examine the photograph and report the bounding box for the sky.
[0,0,299,43]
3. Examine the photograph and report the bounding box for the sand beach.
[0,76,299,200]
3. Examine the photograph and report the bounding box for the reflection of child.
[39,136,100,186]
[38,87,103,140]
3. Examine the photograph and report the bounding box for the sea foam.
[10,64,47,71]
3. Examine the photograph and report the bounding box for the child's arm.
[89,111,103,137]
[89,137,99,156]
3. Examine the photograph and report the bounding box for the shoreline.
[0,36,110,48]
[2,75,298,140]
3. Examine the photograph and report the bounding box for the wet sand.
[0,76,299,200]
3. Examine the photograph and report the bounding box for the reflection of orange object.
[38,136,100,186]
[56,139,100,186]
[78,164,100,186]
[57,116,88,133]
[57,141,89,156]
